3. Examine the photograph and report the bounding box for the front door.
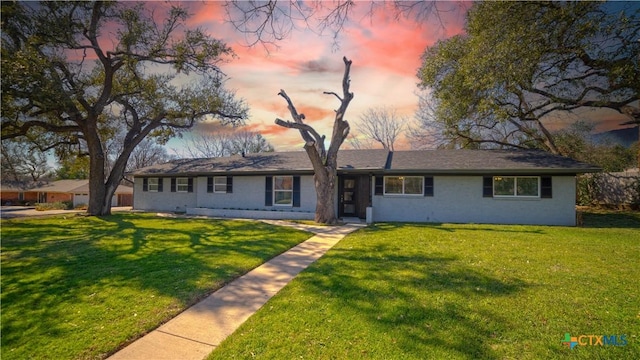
[340,176,357,217]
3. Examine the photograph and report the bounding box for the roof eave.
[382,167,602,175]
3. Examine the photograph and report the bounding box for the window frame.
[273,175,294,206]
[148,178,159,192]
[383,176,424,196]
[176,177,189,192]
[213,176,228,193]
[493,176,540,198]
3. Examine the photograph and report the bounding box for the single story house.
[28,179,133,207]
[129,149,600,226]
[0,184,39,205]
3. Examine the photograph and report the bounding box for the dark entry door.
[340,176,357,217]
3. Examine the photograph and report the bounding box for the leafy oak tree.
[417,1,639,154]
[1,1,248,215]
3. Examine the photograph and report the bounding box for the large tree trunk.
[88,129,146,216]
[85,127,109,216]
[313,167,338,224]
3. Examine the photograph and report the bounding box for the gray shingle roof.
[388,150,600,174]
[129,149,599,176]
[129,149,390,176]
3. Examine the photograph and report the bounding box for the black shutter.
[293,176,301,207]
[226,176,233,193]
[541,176,552,198]
[424,176,434,197]
[187,178,193,193]
[207,177,213,193]
[374,176,384,195]
[483,176,493,197]
[171,178,176,192]
[143,178,148,192]
[265,176,273,206]
[158,178,163,192]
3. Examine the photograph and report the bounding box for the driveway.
[0,206,132,219]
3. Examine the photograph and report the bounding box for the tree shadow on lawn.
[371,222,546,234]
[580,210,640,229]
[300,245,529,359]
[1,214,306,359]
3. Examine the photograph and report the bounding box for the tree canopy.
[417,1,639,154]
[1,1,248,215]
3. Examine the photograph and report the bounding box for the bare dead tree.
[183,132,234,158]
[1,139,51,185]
[126,138,174,172]
[356,106,406,151]
[181,128,275,158]
[275,56,353,224]
[346,133,376,150]
[230,130,275,155]
[408,91,450,149]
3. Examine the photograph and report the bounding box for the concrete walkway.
[108,221,365,360]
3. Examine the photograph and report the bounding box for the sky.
[166,1,471,153]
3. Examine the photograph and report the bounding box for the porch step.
[341,217,363,224]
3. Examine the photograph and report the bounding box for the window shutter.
[293,176,301,207]
[424,176,434,197]
[143,178,148,192]
[265,176,273,206]
[374,176,384,195]
[207,177,213,193]
[483,176,493,197]
[171,178,176,192]
[541,176,552,198]
[226,176,233,193]
[187,178,193,193]
[158,178,163,192]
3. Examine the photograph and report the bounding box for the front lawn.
[0,213,311,360]
[210,210,640,359]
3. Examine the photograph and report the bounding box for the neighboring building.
[27,180,133,207]
[128,149,600,226]
[0,184,39,205]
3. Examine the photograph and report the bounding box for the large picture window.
[384,176,424,195]
[493,176,539,197]
[273,176,293,206]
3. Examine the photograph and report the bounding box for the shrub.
[74,203,88,210]
[35,201,73,211]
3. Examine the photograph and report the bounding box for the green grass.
[0,213,311,360]
[209,210,640,359]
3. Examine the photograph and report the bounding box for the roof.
[28,180,133,194]
[129,149,600,176]
[387,150,601,174]
[129,149,391,176]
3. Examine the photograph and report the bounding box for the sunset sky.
[167,1,469,153]
[161,1,633,154]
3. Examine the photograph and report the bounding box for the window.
[273,176,293,206]
[384,176,424,195]
[493,176,539,197]
[148,178,159,192]
[176,178,189,192]
[214,177,227,193]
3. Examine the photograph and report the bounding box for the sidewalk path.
[108,221,364,360]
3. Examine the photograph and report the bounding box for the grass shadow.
[1,213,310,359]
[291,241,528,359]
[369,222,546,234]
[579,209,640,228]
